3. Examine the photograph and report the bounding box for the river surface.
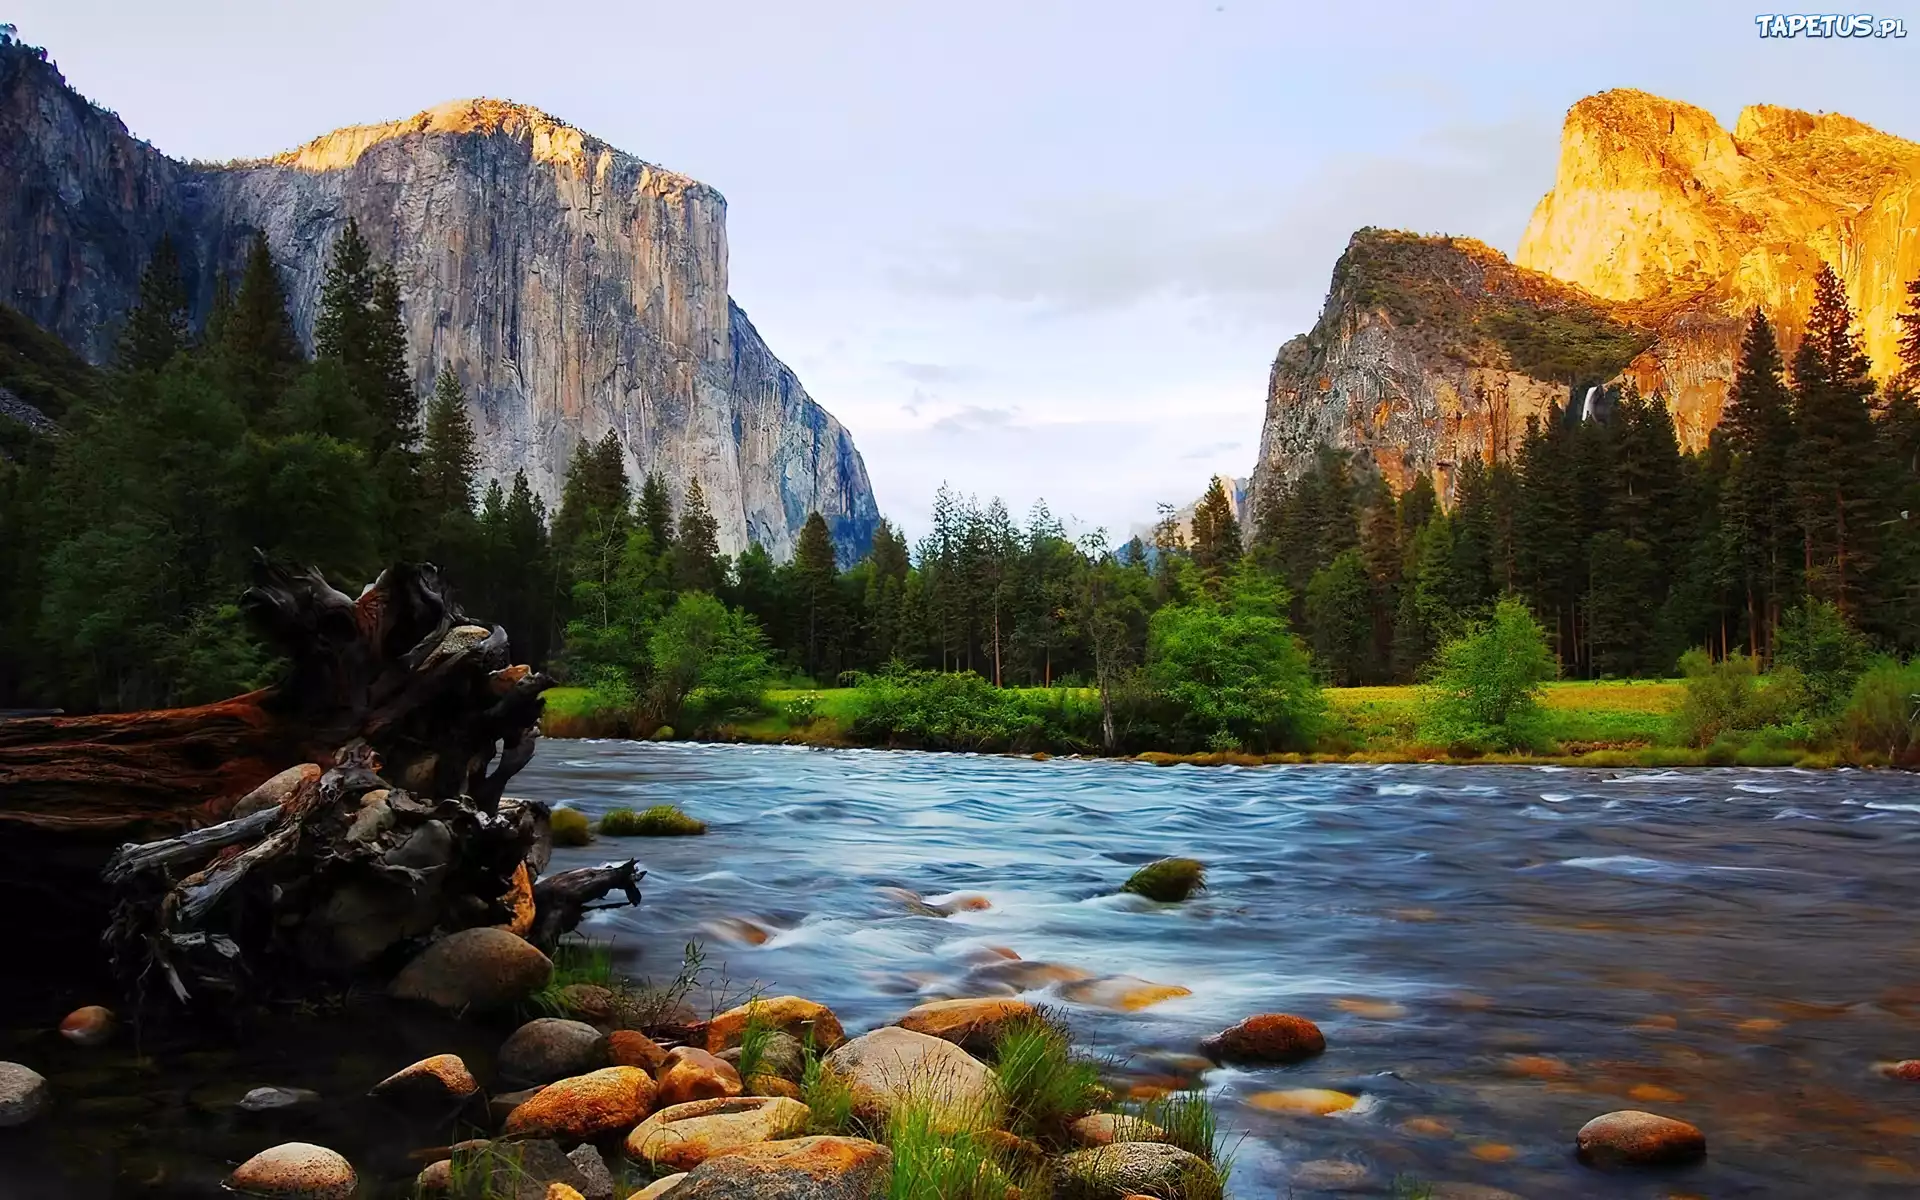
[516,742,1920,1198]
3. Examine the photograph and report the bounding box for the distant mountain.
[1253,88,1920,506]
[0,36,880,560]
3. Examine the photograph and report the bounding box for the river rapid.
[518,742,1920,1199]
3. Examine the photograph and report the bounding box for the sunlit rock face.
[0,47,878,560]
[1253,89,1920,510]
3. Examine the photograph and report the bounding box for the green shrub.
[1841,658,1920,762]
[549,806,592,846]
[649,725,676,741]
[848,670,1102,752]
[1774,598,1870,717]
[1144,565,1324,752]
[1418,596,1556,751]
[1121,858,1206,903]
[1672,650,1799,747]
[992,1014,1104,1146]
[648,592,774,727]
[599,805,707,837]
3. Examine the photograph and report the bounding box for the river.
[516,742,1920,1198]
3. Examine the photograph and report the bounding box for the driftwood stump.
[0,554,639,1006]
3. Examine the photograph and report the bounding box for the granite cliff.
[1255,88,1920,505]
[0,38,878,560]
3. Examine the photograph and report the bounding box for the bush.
[1144,565,1324,752]
[549,806,592,846]
[848,670,1101,752]
[1774,598,1870,717]
[1418,597,1556,750]
[1121,858,1206,902]
[1672,650,1799,747]
[648,592,774,727]
[599,804,707,837]
[1840,658,1920,763]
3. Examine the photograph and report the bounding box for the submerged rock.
[390,927,553,1012]
[58,1005,115,1047]
[1575,1109,1707,1167]
[502,1066,655,1140]
[1120,858,1206,902]
[707,996,845,1053]
[237,1086,323,1113]
[226,1142,356,1199]
[0,1062,49,1127]
[1058,975,1192,1011]
[822,1027,999,1133]
[499,1018,609,1085]
[1199,1013,1326,1065]
[1247,1088,1358,1116]
[626,1095,811,1171]
[665,1136,892,1199]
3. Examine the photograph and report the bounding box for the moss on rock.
[1121,858,1206,903]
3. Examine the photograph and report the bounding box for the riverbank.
[541,680,1869,768]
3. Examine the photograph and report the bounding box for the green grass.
[526,936,617,1018]
[549,806,592,846]
[543,685,640,738]
[1121,858,1207,903]
[800,1037,856,1136]
[992,1014,1105,1147]
[599,805,707,837]
[885,1103,1033,1200]
[1126,1089,1228,1166]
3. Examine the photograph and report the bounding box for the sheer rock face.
[1254,88,1920,510]
[0,44,878,560]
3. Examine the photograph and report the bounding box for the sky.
[13,0,1918,542]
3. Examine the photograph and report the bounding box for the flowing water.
[517,742,1920,1198]
[6,742,1920,1198]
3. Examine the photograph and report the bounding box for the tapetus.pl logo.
[1754,13,1907,36]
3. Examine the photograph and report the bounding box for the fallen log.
[0,553,633,1006]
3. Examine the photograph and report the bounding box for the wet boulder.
[1575,1109,1706,1168]
[1054,1142,1218,1198]
[565,1144,614,1200]
[656,1046,744,1108]
[1199,1013,1325,1064]
[499,1018,609,1086]
[0,1062,49,1127]
[1059,975,1192,1011]
[226,1142,357,1199]
[370,1053,480,1113]
[626,1095,811,1172]
[58,1005,115,1047]
[707,996,846,1054]
[665,1136,892,1199]
[390,927,553,1012]
[894,997,1036,1057]
[822,1026,999,1132]
[502,1066,656,1141]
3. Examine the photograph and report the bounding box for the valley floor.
[537,679,1858,768]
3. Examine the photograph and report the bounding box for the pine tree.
[1190,476,1243,575]
[673,476,723,594]
[638,471,676,559]
[221,232,301,421]
[315,219,374,363]
[793,511,841,681]
[369,266,419,451]
[1791,264,1880,615]
[502,469,554,663]
[1720,309,1798,657]
[118,235,190,373]
[420,369,480,518]
[1897,277,1920,395]
[315,220,417,454]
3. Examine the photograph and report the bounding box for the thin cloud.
[929,405,1021,435]
[1180,439,1242,459]
[887,360,982,385]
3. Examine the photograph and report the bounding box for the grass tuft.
[599,804,707,837]
[800,1034,857,1136]
[549,806,592,846]
[885,1101,1039,1200]
[993,1012,1105,1146]
[1121,858,1206,902]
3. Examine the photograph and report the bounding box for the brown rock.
[559,983,618,1023]
[391,927,553,1012]
[503,1067,657,1140]
[415,1159,452,1193]
[608,1029,670,1075]
[0,1063,49,1127]
[226,1142,357,1199]
[1199,1013,1325,1065]
[745,1074,803,1100]
[666,1136,892,1199]
[489,1086,545,1126]
[1067,1112,1167,1147]
[58,1005,115,1047]
[1575,1109,1707,1168]
[958,958,1093,994]
[440,1138,596,1200]
[499,1018,610,1085]
[1054,1142,1217,1197]
[894,998,1036,1057]
[656,1046,744,1108]
[370,1053,480,1112]
[706,997,845,1054]
[822,1027,999,1133]
[625,1096,811,1172]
